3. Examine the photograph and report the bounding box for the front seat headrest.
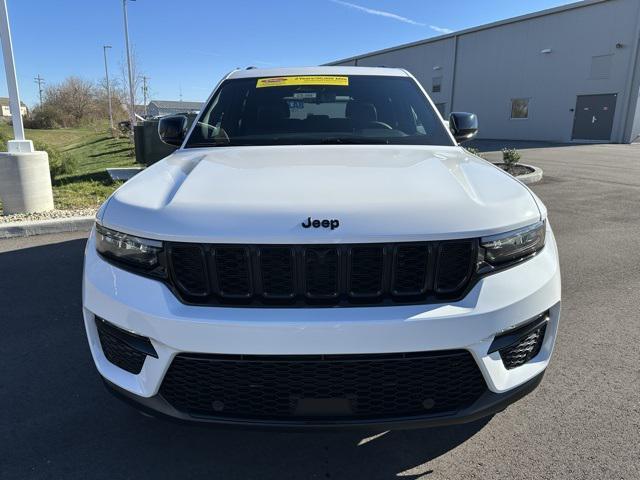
[256,100,290,125]
[345,101,377,124]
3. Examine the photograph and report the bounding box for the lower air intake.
[160,350,487,421]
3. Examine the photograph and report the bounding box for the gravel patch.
[0,208,97,224]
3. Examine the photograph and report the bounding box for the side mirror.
[158,115,189,146]
[449,112,478,143]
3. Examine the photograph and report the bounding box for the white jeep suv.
[82,66,561,428]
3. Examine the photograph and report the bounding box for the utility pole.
[122,0,136,132]
[142,75,148,117]
[102,45,114,130]
[34,74,44,106]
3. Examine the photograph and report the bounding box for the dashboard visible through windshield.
[185,75,454,148]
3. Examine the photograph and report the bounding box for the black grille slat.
[392,245,429,296]
[214,247,252,298]
[304,247,340,298]
[259,247,295,299]
[160,350,487,420]
[166,241,477,306]
[349,246,384,297]
[435,241,475,294]
[169,245,209,296]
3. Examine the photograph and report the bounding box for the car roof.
[226,66,410,80]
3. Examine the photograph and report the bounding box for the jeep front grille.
[166,241,477,307]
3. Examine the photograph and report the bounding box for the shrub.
[0,128,10,151]
[24,104,63,129]
[33,140,79,179]
[502,148,521,172]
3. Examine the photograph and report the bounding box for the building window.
[435,103,447,117]
[511,98,529,119]
[432,77,442,93]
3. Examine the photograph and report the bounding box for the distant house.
[0,97,27,118]
[146,100,202,118]
[133,104,147,118]
[122,104,147,119]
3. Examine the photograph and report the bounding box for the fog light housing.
[489,313,548,370]
[95,317,157,374]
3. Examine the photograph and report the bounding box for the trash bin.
[134,113,197,166]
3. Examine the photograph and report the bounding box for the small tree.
[502,148,521,174]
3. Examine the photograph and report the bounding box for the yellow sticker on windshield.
[256,76,349,88]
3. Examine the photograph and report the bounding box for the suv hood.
[101,145,541,243]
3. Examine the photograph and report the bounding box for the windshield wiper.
[186,141,252,148]
[319,137,390,145]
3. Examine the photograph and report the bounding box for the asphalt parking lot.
[2,143,639,479]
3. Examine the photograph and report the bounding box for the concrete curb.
[515,163,544,185]
[0,216,94,239]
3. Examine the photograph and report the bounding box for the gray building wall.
[331,0,640,143]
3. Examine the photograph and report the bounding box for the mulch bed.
[494,163,535,176]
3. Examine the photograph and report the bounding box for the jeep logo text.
[302,217,340,230]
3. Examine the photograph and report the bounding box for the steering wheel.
[365,121,393,130]
[197,122,230,144]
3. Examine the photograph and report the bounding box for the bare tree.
[43,77,97,127]
[28,76,125,129]
[119,46,146,115]
[96,76,128,122]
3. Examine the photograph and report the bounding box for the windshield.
[184,75,454,148]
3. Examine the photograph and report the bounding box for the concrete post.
[0,0,54,214]
[0,152,54,214]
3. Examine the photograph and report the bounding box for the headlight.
[479,220,546,267]
[95,224,163,270]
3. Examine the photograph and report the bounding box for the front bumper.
[82,224,561,427]
[102,371,545,430]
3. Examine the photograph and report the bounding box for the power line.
[34,74,44,106]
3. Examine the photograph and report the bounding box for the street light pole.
[0,0,29,151]
[122,0,136,132]
[103,45,114,130]
[0,0,53,214]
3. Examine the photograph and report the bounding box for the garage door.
[571,94,617,141]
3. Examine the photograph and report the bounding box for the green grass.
[1,123,139,211]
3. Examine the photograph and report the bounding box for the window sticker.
[293,92,317,99]
[256,76,349,88]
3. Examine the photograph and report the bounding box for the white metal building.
[329,0,640,143]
